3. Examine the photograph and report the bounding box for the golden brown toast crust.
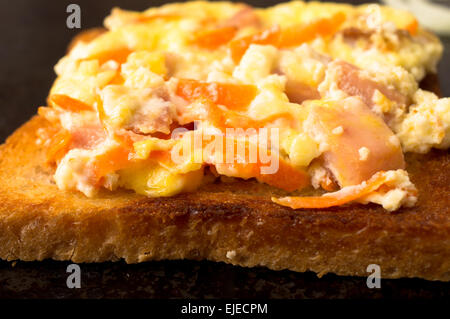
[0,115,448,281]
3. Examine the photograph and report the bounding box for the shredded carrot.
[228,12,346,63]
[68,95,302,192]
[85,48,133,65]
[209,137,310,192]
[150,149,173,165]
[49,94,92,112]
[216,161,309,192]
[258,162,310,192]
[89,137,176,185]
[88,129,171,184]
[94,95,108,132]
[272,171,388,209]
[209,106,294,131]
[176,79,258,112]
[278,12,346,48]
[89,144,132,185]
[192,26,238,49]
[132,14,181,24]
[46,129,73,164]
[405,18,418,36]
[179,97,293,130]
[108,72,125,85]
[228,25,280,63]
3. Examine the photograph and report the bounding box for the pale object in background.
[383,0,450,35]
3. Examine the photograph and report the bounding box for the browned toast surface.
[0,115,448,281]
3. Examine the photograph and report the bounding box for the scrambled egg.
[396,89,450,153]
[41,1,450,211]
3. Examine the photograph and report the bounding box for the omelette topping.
[37,1,449,211]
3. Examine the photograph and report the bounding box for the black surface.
[0,0,449,299]
[0,260,449,299]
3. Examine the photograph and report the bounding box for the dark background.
[0,0,449,299]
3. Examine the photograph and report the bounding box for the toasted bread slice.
[0,114,448,281]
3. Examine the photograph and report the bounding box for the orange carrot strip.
[108,72,125,85]
[176,79,258,112]
[132,14,181,24]
[46,129,73,164]
[258,162,310,192]
[150,149,173,166]
[89,136,175,185]
[89,144,132,185]
[209,137,309,192]
[49,94,92,112]
[179,97,294,130]
[405,18,418,36]
[85,48,133,65]
[192,26,238,49]
[216,161,309,192]
[210,106,294,131]
[93,95,110,135]
[228,25,280,63]
[228,12,346,63]
[272,171,388,209]
[278,12,346,48]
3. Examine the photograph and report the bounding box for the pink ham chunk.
[128,96,174,135]
[285,79,321,104]
[224,6,261,29]
[332,60,409,109]
[277,50,330,104]
[305,97,405,187]
[71,124,106,150]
